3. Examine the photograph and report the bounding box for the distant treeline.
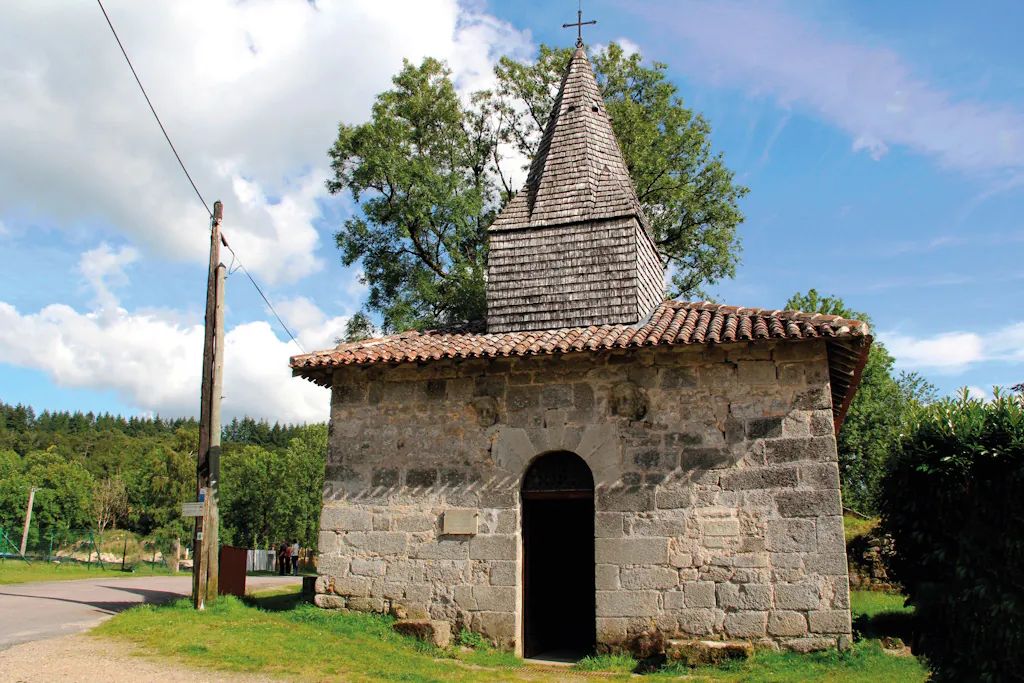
[0,401,326,552]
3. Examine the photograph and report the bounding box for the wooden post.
[193,200,225,609]
[207,258,225,597]
[19,487,36,557]
[170,537,180,573]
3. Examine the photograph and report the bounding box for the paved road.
[0,575,301,650]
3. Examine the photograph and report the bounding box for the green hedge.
[880,390,1024,682]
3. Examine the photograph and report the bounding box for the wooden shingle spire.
[487,47,664,333]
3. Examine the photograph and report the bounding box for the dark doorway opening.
[521,451,596,661]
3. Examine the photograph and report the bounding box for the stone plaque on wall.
[442,508,479,535]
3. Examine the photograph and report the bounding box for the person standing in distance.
[290,539,300,575]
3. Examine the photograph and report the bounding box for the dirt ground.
[0,634,279,683]
[0,634,595,682]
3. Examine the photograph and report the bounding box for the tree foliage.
[329,43,747,333]
[219,424,326,550]
[0,402,326,552]
[342,311,377,344]
[786,290,935,514]
[880,390,1024,682]
[328,58,494,332]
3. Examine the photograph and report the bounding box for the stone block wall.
[316,340,852,654]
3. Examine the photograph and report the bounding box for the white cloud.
[615,38,642,58]
[0,0,533,283]
[880,322,1024,374]
[0,2,535,417]
[638,1,1024,176]
[222,168,327,284]
[0,246,354,422]
[592,38,642,59]
[883,331,985,373]
[274,296,350,353]
[0,298,339,423]
[965,386,992,402]
[77,243,139,316]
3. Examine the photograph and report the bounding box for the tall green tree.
[328,58,495,332]
[282,424,328,549]
[219,426,328,550]
[22,451,95,538]
[220,444,291,549]
[125,445,193,538]
[786,289,935,514]
[329,43,747,333]
[0,450,26,533]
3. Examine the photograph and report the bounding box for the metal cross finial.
[563,9,596,48]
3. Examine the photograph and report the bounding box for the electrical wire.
[95,0,306,355]
[95,0,211,218]
[235,259,305,355]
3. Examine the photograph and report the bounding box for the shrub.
[880,390,1024,683]
[456,628,488,649]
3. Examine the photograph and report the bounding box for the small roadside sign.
[182,502,204,517]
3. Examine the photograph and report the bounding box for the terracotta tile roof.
[300,300,864,368]
[291,300,871,433]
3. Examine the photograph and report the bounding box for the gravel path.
[0,634,278,682]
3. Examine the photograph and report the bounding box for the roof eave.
[827,336,873,434]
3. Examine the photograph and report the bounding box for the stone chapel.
[291,46,871,659]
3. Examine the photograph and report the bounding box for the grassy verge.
[843,513,878,543]
[97,591,528,682]
[850,589,914,646]
[95,589,925,682]
[242,583,305,612]
[0,560,176,585]
[575,642,925,682]
[850,590,910,619]
[649,640,925,682]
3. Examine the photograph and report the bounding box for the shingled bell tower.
[486,47,665,333]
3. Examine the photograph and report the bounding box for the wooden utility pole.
[193,200,225,609]
[19,487,37,556]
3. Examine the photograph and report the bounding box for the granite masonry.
[291,44,868,658]
[296,332,862,655]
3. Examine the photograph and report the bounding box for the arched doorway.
[521,451,596,660]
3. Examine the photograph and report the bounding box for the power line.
[225,238,306,355]
[95,0,211,217]
[95,0,306,355]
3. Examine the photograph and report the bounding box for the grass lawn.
[843,514,878,543]
[96,587,926,682]
[96,587,528,682]
[850,590,910,620]
[0,559,176,585]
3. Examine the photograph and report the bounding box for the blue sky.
[0,0,1021,422]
